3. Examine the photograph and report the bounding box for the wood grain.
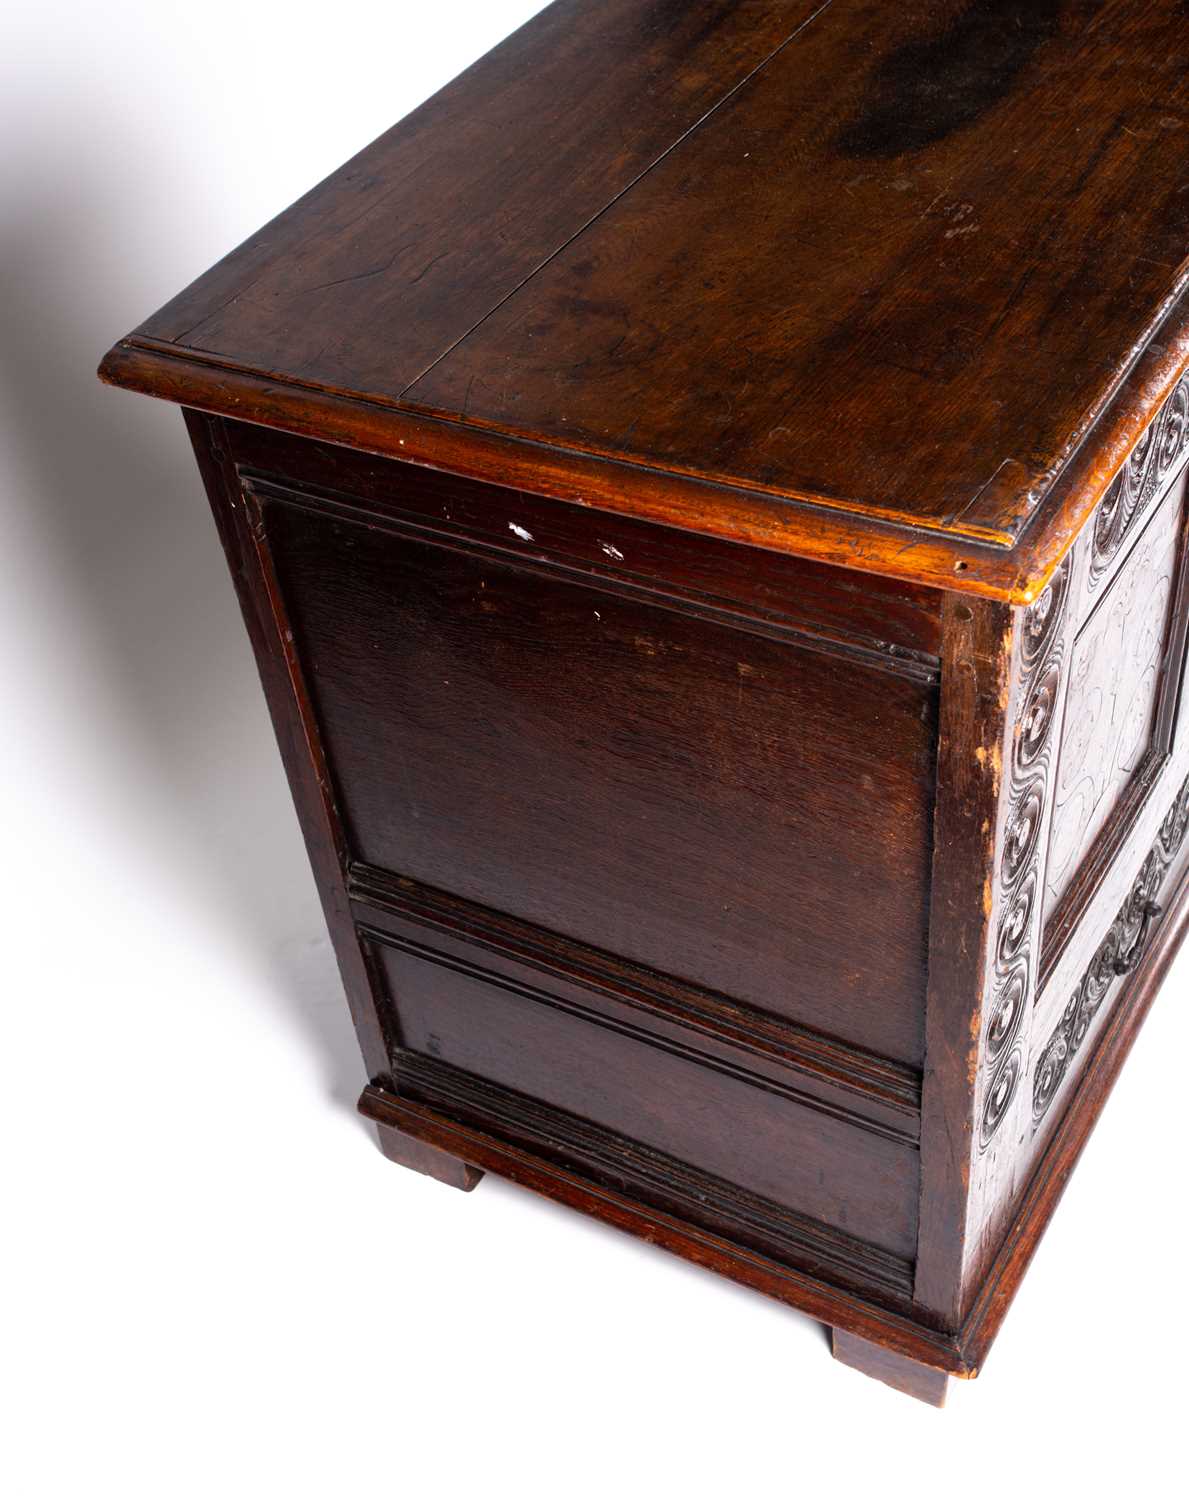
[351,874,923,1135]
[102,1,1189,600]
[374,1118,484,1191]
[376,938,920,1258]
[138,0,820,387]
[257,475,938,1065]
[914,592,1015,1326]
[183,412,394,1083]
[228,420,946,669]
[409,0,1189,548]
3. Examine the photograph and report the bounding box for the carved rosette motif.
[1091,370,1189,586]
[980,561,1071,1149]
[1033,772,1189,1125]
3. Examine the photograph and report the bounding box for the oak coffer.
[99,0,1189,1404]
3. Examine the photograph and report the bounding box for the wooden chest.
[99,0,1189,1403]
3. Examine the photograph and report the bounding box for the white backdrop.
[2,3,1185,1495]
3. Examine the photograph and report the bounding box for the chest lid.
[99,0,1189,602]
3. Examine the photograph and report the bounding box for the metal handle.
[1112,899,1162,976]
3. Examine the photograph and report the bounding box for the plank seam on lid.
[390,0,1189,558]
[137,0,839,390]
[394,0,840,401]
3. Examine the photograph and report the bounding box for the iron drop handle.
[1113,899,1162,976]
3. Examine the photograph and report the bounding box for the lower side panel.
[392,1048,914,1299]
[360,855,1189,1377]
[368,926,920,1273]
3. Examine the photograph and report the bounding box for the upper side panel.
[226,423,940,1069]
[407,0,1189,544]
[135,0,817,390]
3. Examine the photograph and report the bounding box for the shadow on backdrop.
[0,123,365,1112]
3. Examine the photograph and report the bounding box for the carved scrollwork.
[1021,557,1069,671]
[1091,370,1189,586]
[1018,660,1062,769]
[1003,779,1045,884]
[996,872,1035,971]
[986,966,1027,1064]
[981,1047,1023,1146]
[1159,774,1189,857]
[1157,377,1189,474]
[1031,1026,1070,1122]
[980,561,1072,1149]
[1032,773,1189,1126]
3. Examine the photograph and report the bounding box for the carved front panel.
[955,374,1189,1302]
[1024,372,1189,1146]
[1044,490,1182,913]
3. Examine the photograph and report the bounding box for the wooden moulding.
[359,860,1189,1380]
[99,329,1189,607]
[348,867,924,1130]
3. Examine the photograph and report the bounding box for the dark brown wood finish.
[917,545,1085,1325]
[256,474,937,1065]
[407,0,1189,545]
[182,411,393,1086]
[101,0,1189,1404]
[226,422,946,667]
[379,941,920,1257]
[142,0,822,387]
[351,877,923,1138]
[100,0,1189,600]
[355,848,1189,1382]
[913,593,1015,1328]
[354,842,1189,1379]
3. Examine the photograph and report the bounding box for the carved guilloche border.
[1091,370,1189,588]
[1032,771,1189,1127]
[980,560,1071,1147]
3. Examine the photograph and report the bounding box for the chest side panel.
[260,487,938,1067]
[214,423,942,1296]
[372,937,920,1262]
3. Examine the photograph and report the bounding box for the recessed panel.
[376,937,920,1259]
[1045,488,1184,916]
[261,486,937,1065]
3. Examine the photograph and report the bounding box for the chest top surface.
[101,0,1189,601]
